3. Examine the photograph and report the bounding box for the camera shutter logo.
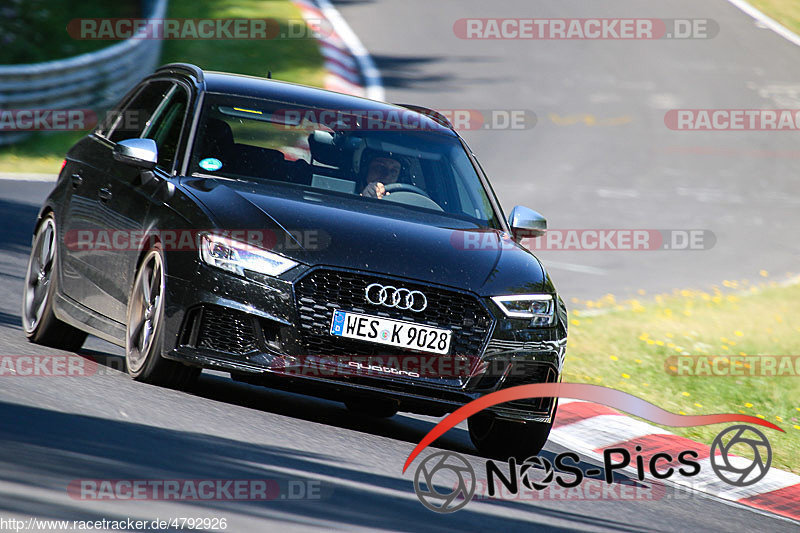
[413,451,475,513]
[519,456,554,490]
[710,425,772,487]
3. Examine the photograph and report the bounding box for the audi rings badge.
[365,283,428,312]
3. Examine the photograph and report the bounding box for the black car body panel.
[35,64,567,422]
[180,177,548,295]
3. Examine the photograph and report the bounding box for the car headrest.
[200,118,235,156]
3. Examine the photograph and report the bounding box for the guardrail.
[0,0,167,146]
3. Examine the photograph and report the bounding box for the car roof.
[196,70,456,136]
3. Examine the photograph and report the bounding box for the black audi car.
[23,63,567,458]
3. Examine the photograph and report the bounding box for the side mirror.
[113,138,158,170]
[508,205,547,239]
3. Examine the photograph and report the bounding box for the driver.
[360,154,402,199]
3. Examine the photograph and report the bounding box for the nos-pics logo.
[403,384,783,513]
[412,425,772,513]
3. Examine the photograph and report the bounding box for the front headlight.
[199,233,297,277]
[490,294,555,326]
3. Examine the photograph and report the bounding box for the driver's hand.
[361,182,389,199]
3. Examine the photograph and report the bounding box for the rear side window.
[108,81,173,143]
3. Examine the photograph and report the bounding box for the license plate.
[330,309,452,355]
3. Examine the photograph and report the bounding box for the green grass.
[749,0,800,35]
[161,0,325,87]
[564,274,800,473]
[0,0,325,174]
[0,132,87,175]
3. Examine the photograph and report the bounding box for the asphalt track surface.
[0,0,798,531]
[334,0,800,300]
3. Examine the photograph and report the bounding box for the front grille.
[501,361,558,412]
[196,307,259,355]
[484,339,551,355]
[293,269,493,360]
[473,340,554,389]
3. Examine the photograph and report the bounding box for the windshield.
[189,93,502,229]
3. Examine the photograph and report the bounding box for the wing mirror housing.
[508,205,547,239]
[113,138,158,170]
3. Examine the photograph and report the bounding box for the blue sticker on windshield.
[199,157,222,171]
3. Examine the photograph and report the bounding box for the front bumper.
[160,261,566,421]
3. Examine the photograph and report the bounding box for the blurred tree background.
[0,0,140,64]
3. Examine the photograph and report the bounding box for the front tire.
[125,245,199,389]
[468,406,557,460]
[22,214,87,351]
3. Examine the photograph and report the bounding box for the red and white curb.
[551,399,800,522]
[293,0,385,101]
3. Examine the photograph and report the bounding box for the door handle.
[98,187,112,202]
[71,173,83,188]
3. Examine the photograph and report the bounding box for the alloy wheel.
[126,250,165,373]
[23,218,56,333]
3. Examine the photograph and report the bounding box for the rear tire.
[468,403,557,460]
[125,245,199,389]
[22,214,87,351]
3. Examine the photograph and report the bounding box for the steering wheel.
[384,182,429,197]
[382,182,443,211]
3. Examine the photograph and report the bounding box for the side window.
[108,81,173,143]
[145,86,189,173]
[95,91,135,139]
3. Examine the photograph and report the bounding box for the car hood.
[182,178,548,296]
